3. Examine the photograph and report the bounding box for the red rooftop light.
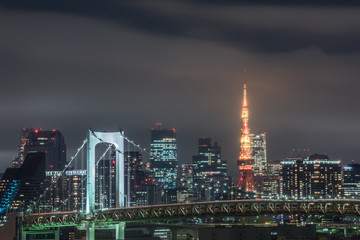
[34,129,39,134]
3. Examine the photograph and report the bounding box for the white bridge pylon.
[86,129,125,213]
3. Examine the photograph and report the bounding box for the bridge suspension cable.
[27,139,88,212]
[28,129,176,214]
[53,145,113,212]
[90,129,167,163]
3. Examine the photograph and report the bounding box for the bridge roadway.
[23,199,360,230]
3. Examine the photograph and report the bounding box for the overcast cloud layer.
[1,0,360,177]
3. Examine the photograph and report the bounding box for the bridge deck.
[23,199,360,230]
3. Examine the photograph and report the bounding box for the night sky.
[1,0,360,178]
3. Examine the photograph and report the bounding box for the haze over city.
[1,0,360,179]
[2,1,360,240]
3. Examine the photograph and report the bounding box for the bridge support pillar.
[86,130,125,213]
[86,222,95,240]
[115,222,125,240]
[21,230,26,240]
[55,229,60,240]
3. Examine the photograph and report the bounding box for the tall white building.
[250,133,267,176]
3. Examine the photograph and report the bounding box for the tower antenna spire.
[237,77,254,191]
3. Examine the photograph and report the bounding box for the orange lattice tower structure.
[237,80,255,191]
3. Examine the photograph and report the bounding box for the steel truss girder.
[23,199,360,229]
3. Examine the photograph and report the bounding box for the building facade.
[281,154,342,199]
[150,125,178,203]
[0,152,46,218]
[24,129,67,171]
[124,151,145,206]
[179,164,195,191]
[250,133,267,177]
[96,156,116,209]
[42,170,87,212]
[193,137,229,201]
[12,128,34,168]
[343,163,360,198]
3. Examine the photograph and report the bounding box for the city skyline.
[1,2,360,238]
[1,0,360,180]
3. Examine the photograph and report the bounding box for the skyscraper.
[24,129,66,171]
[193,137,229,201]
[250,133,267,176]
[96,158,116,209]
[250,133,267,193]
[0,152,46,217]
[193,138,227,176]
[343,162,360,198]
[260,160,281,198]
[179,164,195,191]
[281,154,342,199]
[150,124,178,203]
[237,81,255,191]
[12,128,34,168]
[178,163,195,202]
[280,158,304,198]
[124,151,144,206]
[63,170,87,211]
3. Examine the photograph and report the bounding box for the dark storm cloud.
[185,0,360,6]
[1,0,360,177]
[1,0,360,54]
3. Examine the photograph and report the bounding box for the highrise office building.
[259,160,281,198]
[44,171,64,212]
[178,164,195,202]
[150,124,178,203]
[135,182,162,206]
[12,128,34,168]
[193,137,229,201]
[261,175,281,198]
[179,164,195,190]
[250,133,267,193]
[250,133,267,176]
[280,158,304,198]
[343,162,360,198]
[43,170,87,212]
[124,151,144,206]
[24,129,67,171]
[63,170,87,211]
[281,154,342,199]
[267,160,281,176]
[304,154,342,198]
[1,129,68,218]
[25,129,68,211]
[0,152,46,217]
[96,158,116,209]
[193,138,227,175]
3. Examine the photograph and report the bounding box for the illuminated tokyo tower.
[237,80,255,191]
